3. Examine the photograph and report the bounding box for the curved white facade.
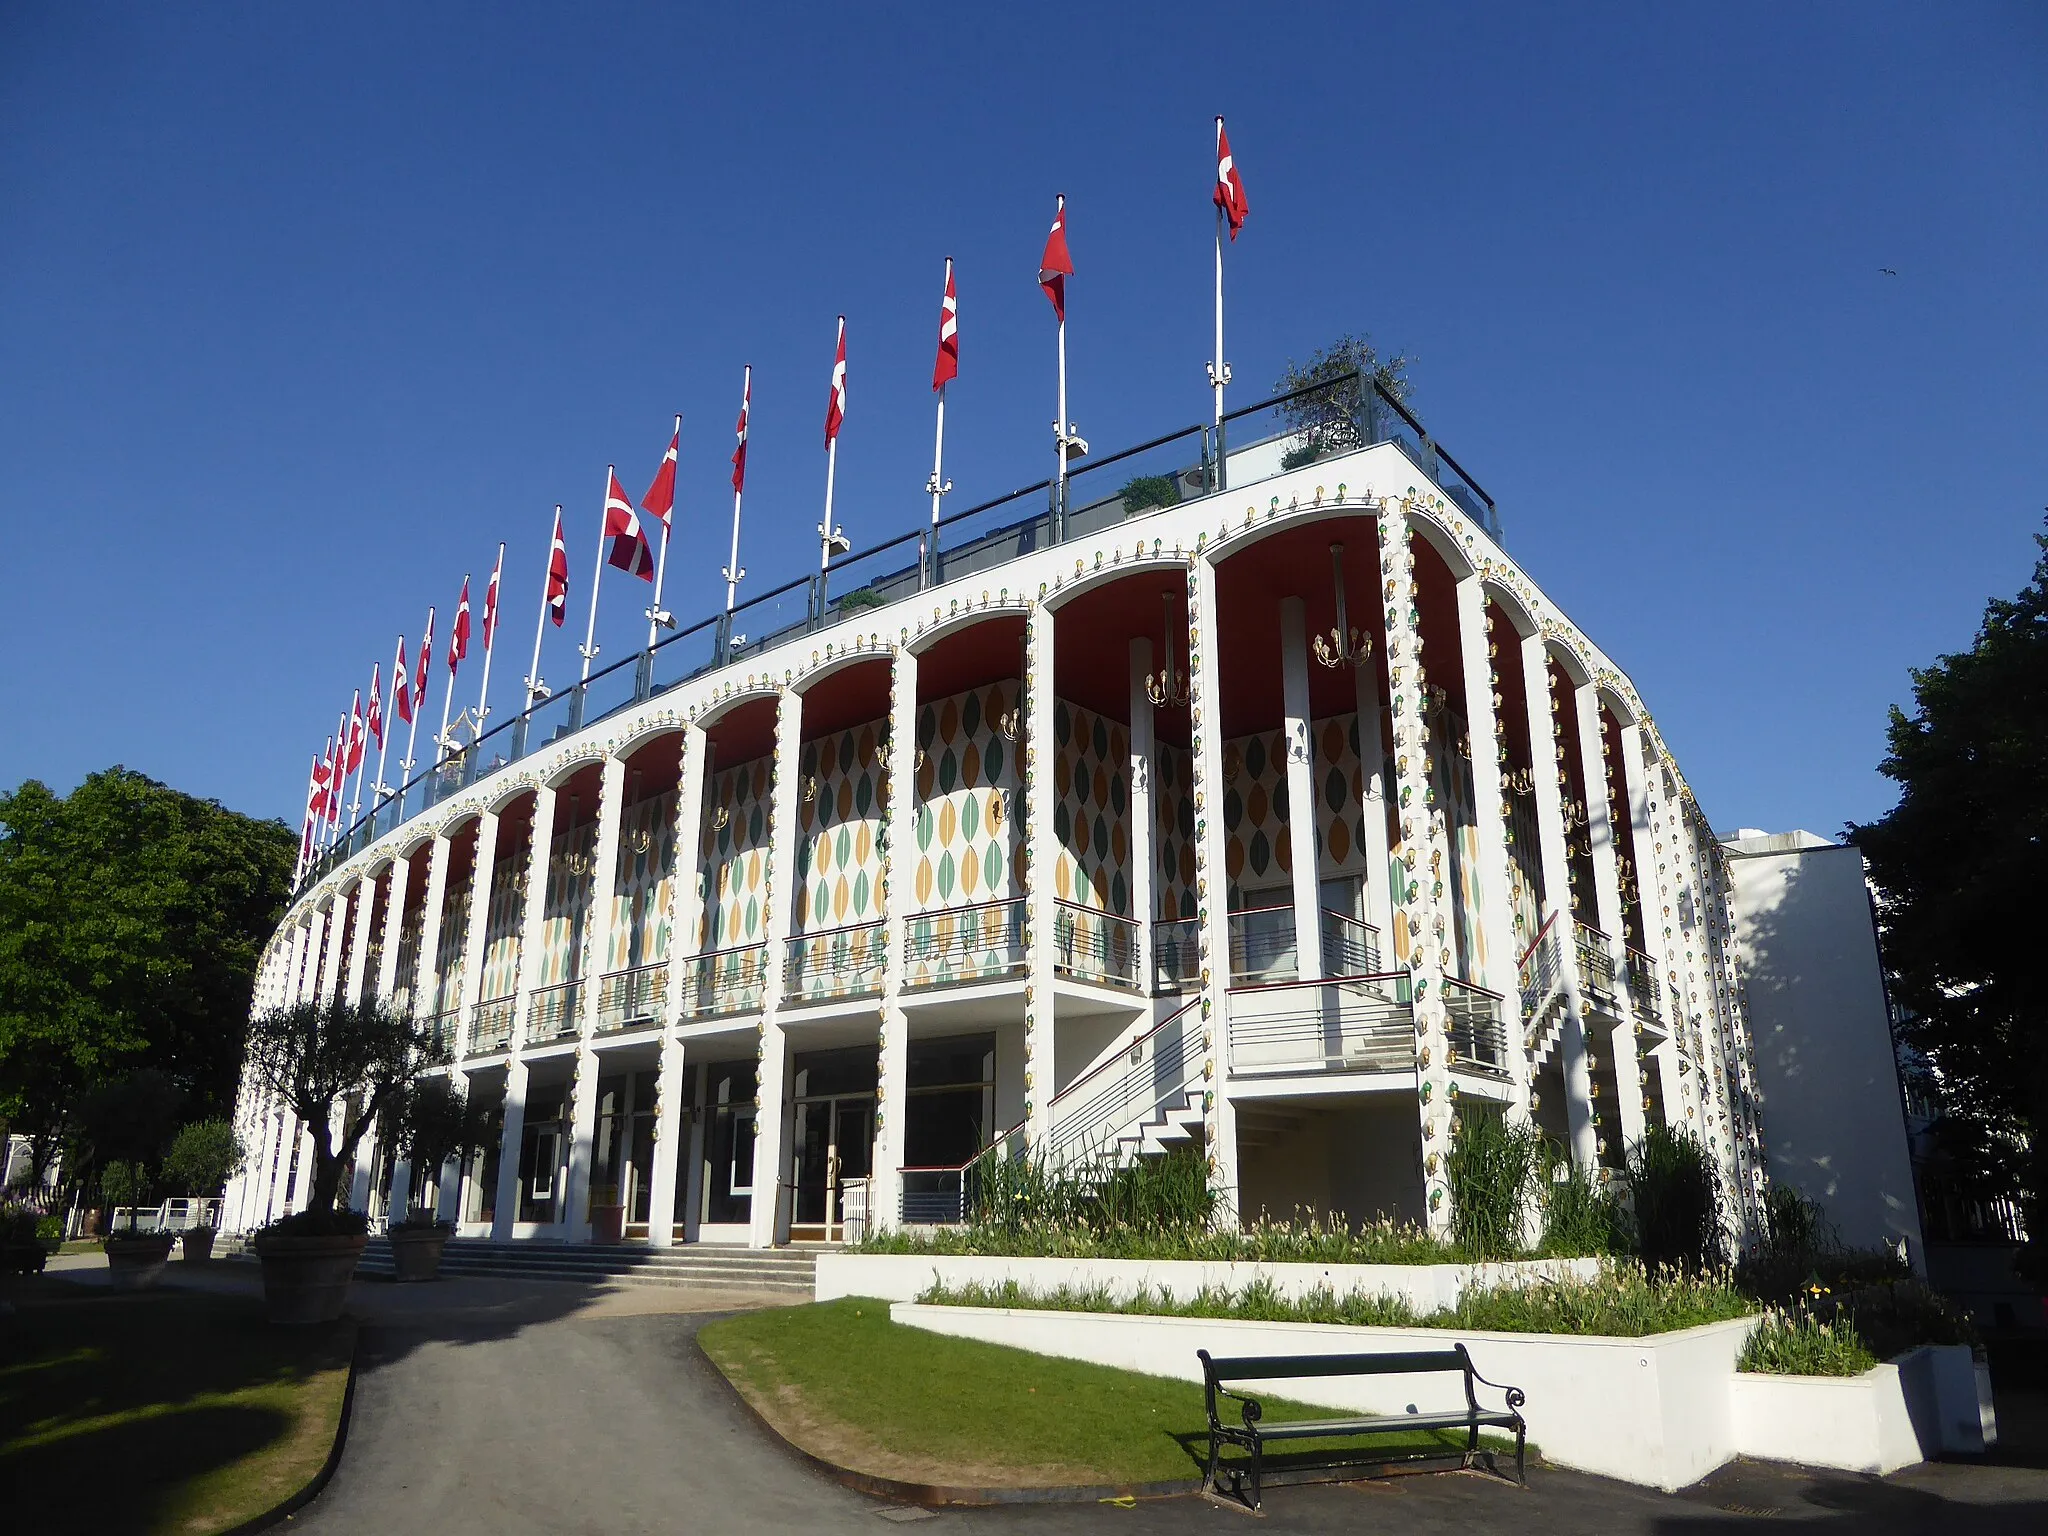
[225,439,1767,1248]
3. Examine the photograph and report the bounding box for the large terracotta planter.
[254,1233,368,1323]
[104,1233,176,1290]
[181,1228,218,1262]
[590,1205,624,1245]
[387,1225,451,1281]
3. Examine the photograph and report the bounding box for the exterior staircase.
[345,1238,819,1294]
[1520,915,1571,1073]
[1044,999,1207,1174]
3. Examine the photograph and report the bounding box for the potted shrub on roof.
[162,1118,246,1262]
[244,995,440,1323]
[99,1160,175,1288]
[386,1075,490,1281]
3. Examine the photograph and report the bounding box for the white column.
[1279,597,1323,983]
[344,875,377,1005]
[870,645,918,1231]
[1521,636,1598,1170]
[454,811,500,1061]
[375,854,411,1003]
[565,754,627,1237]
[1577,687,1648,1155]
[1021,605,1057,1146]
[1353,666,1394,938]
[492,786,555,1240]
[649,730,707,1248]
[750,688,805,1247]
[1619,724,1683,1126]
[315,898,345,1004]
[1186,555,1239,1216]
[1378,503,1456,1237]
[1128,637,1156,990]
[414,834,455,1045]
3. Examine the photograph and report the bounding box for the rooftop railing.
[295,373,1499,896]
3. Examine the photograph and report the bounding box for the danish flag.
[641,424,678,533]
[604,467,656,579]
[394,635,413,725]
[482,555,501,652]
[304,754,330,855]
[366,663,384,749]
[932,260,958,391]
[732,369,751,494]
[1038,195,1073,321]
[414,609,433,711]
[449,576,471,675]
[545,507,569,626]
[344,690,366,773]
[1214,117,1248,239]
[824,317,847,446]
[320,738,341,819]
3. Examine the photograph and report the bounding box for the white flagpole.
[1213,117,1229,439]
[928,260,952,584]
[1055,310,1069,529]
[372,653,393,801]
[526,508,558,712]
[476,541,505,735]
[580,471,610,687]
[724,368,749,620]
[400,609,430,792]
[346,689,366,829]
[326,713,348,848]
[646,416,679,650]
[437,581,465,763]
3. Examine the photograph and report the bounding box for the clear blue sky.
[2,2,2043,839]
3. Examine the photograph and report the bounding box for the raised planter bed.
[1730,1344,1991,1472]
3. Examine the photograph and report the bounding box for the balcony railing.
[1518,913,1565,1023]
[1625,946,1665,1026]
[466,995,516,1056]
[677,943,766,1019]
[525,978,582,1043]
[293,369,1502,899]
[903,899,1026,989]
[424,1009,459,1060]
[1227,975,1413,1075]
[898,1121,1028,1226]
[785,921,886,1003]
[1152,915,1201,993]
[1045,998,1203,1166]
[596,962,667,1034]
[1229,904,1298,984]
[1575,920,1618,1005]
[1320,912,1383,978]
[1052,903,1140,989]
[1442,979,1511,1077]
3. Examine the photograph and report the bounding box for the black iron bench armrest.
[1466,1363,1527,1414]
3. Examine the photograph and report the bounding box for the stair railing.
[1044,997,1204,1168]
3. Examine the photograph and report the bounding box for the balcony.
[1229,904,1299,984]
[466,995,516,1056]
[525,978,582,1043]
[596,962,667,1034]
[903,899,1025,990]
[1441,979,1511,1078]
[1051,903,1140,990]
[1153,916,1200,993]
[1575,920,1619,1009]
[678,943,766,1019]
[424,1009,459,1060]
[785,921,886,1004]
[1625,946,1667,1032]
[1227,975,1412,1076]
[1320,912,1383,978]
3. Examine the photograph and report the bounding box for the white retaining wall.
[1730,1344,1990,1473]
[814,1253,1602,1310]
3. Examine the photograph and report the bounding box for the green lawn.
[0,1279,353,1536]
[699,1297,1515,1490]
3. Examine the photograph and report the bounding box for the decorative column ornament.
[564,754,627,1238]
[871,643,919,1231]
[750,686,806,1248]
[455,810,500,1064]
[1186,553,1240,1214]
[1021,605,1057,1145]
[375,855,411,1003]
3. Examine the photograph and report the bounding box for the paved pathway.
[54,1258,2048,1533]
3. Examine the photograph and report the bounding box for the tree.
[389,1075,494,1222]
[243,996,441,1226]
[1272,333,1415,470]
[1851,524,2048,1280]
[163,1118,247,1202]
[0,768,296,1169]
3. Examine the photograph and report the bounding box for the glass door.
[789,1094,874,1242]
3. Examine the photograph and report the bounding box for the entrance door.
[790,1094,874,1242]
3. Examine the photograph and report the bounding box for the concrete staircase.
[350,1238,819,1295]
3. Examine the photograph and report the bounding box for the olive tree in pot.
[162,1119,247,1261]
[244,995,440,1323]
[386,1076,491,1280]
[99,1160,175,1288]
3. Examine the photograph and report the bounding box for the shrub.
[100,1159,147,1215]
[0,1203,39,1244]
[1541,1158,1625,1257]
[163,1119,246,1204]
[1739,1309,1878,1377]
[836,587,888,612]
[1446,1109,1544,1260]
[1119,474,1181,516]
[1625,1126,1724,1274]
[256,1207,370,1240]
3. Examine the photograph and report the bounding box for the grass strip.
[700,1297,1516,1489]
[0,1278,353,1536]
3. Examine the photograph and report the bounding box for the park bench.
[1196,1344,1527,1510]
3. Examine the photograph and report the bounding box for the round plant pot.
[589,1205,624,1245]
[253,1233,368,1324]
[1,1241,47,1277]
[104,1233,176,1290]
[386,1225,451,1282]
[181,1228,218,1263]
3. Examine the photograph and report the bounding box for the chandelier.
[1312,543,1373,669]
[1145,593,1191,707]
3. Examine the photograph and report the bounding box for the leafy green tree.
[389,1075,494,1222]
[163,1118,247,1202]
[1852,525,2048,1280]
[0,768,295,1173]
[1273,333,1414,470]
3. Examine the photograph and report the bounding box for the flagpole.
[527,509,558,713]
[326,713,348,849]
[724,368,749,623]
[346,689,366,831]
[372,648,395,820]
[574,470,609,729]
[1212,119,1228,491]
[927,259,953,588]
[437,581,465,764]
[819,435,838,604]
[399,610,429,814]
[1055,310,1068,536]
[476,541,504,738]
[646,416,679,651]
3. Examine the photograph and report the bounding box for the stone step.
[351,1237,820,1292]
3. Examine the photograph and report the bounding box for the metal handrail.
[1045,997,1203,1165]
[596,962,667,1032]
[1152,915,1201,993]
[784,920,887,1000]
[1051,901,1140,988]
[525,978,582,1042]
[466,994,517,1055]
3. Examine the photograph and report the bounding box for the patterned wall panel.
[794,724,885,933]
[698,758,772,951]
[392,903,423,1014]
[1051,700,1131,915]
[538,821,596,986]
[606,790,677,973]
[1155,744,1196,920]
[478,856,525,1002]
[911,682,1023,912]
[1221,727,1290,896]
[430,880,470,1016]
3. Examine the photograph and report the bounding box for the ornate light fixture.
[1502,767,1537,797]
[1145,593,1191,707]
[711,803,731,831]
[800,774,820,805]
[1313,542,1373,669]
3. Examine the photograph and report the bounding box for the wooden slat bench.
[1196,1344,1527,1509]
